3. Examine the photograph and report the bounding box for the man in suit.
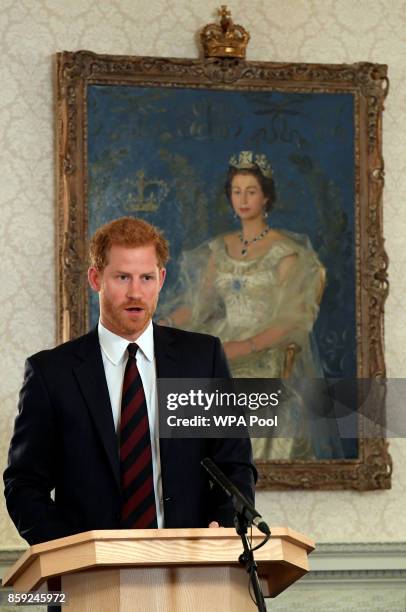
[4,216,256,545]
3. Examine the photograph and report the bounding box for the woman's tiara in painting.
[229,151,273,179]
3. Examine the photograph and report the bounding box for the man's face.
[88,244,166,341]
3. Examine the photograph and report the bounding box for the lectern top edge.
[3,527,314,589]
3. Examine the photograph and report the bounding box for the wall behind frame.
[0,0,405,551]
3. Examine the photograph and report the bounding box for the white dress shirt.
[98,320,164,527]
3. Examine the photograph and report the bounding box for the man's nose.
[126,279,142,299]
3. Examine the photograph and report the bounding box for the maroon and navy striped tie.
[120,343,157,529]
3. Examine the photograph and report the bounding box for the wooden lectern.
[3,528,314,611]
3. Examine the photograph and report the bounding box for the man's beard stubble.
[102,296,157,338]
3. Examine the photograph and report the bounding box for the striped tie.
[120,343,157,529]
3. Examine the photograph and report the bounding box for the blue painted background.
[87,85,356,383]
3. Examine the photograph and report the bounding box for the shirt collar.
[98,320,155,365]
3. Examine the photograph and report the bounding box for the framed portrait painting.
[56,49,391,490]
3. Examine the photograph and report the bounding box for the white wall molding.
[310,541,406,573]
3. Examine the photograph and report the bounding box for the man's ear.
[88,267,102,292]
[158,268,166,291]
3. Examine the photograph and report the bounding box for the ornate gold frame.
[56,50,391,491]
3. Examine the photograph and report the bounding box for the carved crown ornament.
[200,5,250,59]
[55,9,390,492]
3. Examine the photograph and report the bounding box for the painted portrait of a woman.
[160,150,344,461]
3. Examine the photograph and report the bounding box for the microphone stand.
[234,512,267,612]
[201,457,268,611]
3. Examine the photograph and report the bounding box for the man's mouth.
[124,306,144,313]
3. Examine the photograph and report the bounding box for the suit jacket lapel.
[153,323,181,378]
[73,328,120,490]
[153,324,180,480]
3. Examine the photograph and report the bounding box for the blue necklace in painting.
[238,226,270,256]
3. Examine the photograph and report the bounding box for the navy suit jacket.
[4,325,256,545]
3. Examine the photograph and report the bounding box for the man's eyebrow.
[113,269,157,275]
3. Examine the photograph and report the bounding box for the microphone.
[201,457,270,536]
